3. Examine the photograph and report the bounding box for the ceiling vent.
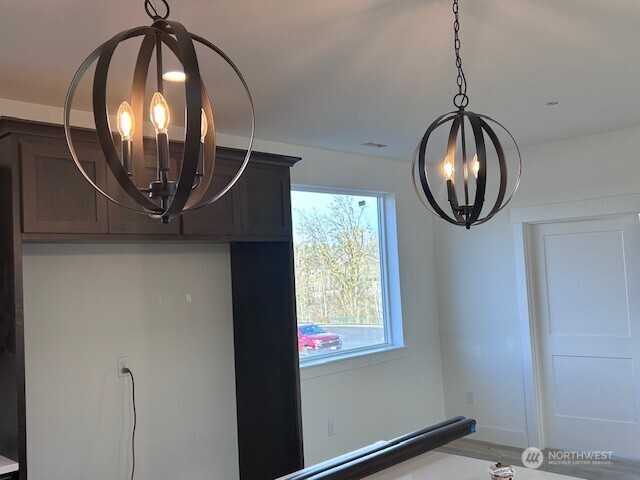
[362,142,387,149]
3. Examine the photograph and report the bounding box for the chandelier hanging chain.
[145,0,170,20]
[452,0,469,109]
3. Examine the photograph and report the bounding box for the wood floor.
[437,439,640,480]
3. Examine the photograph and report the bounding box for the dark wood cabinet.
[182,159,242,236]
[231,242,303,479]
[14,123,299,241]
[240,164,292,236]
[0,117,303,480]
[20,140,108,234]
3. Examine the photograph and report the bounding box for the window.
[292,188,398,364]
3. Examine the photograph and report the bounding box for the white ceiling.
[2,0,639,160]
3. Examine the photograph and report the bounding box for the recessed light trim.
[162,71,187,82]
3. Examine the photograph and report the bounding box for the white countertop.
[278,451,584,480]
[0,455,18,475]
[363,452,583,480]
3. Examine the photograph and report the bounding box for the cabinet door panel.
[240,165,291,236]
[21,141,108,234]
[107,153,181,235]
[182,161,242,236]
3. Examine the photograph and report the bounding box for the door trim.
[510,193,640,449]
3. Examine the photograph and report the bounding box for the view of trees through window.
[292,190,387,361]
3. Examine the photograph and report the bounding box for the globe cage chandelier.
[64,0,255,224]
[412,0,521,230]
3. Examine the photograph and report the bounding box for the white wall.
[434,125,640,447]
[23,243,238,480]
[210,126,447,465]
[289,148,445,465]
[2,98,446,467]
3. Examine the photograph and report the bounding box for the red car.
[298,324,342,356]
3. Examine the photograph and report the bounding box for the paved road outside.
[300,325,385,359]
[329,326,385,350]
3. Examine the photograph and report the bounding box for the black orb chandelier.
[64,0,255,223]
[412,0,521,229]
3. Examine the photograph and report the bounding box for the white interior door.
[530,215,640,458]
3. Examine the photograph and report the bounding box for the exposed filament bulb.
[200,108,208,143]
[150,92,170,134]
[471,154,480,179]
[443,155,455,181]
[116,101,135,141]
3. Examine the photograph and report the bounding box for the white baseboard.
[472,424,529,448]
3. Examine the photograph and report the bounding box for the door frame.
[510,193,640,449]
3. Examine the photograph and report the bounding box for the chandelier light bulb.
[443,155,455,181]
[150,92,170,134]
[117,101,135,141]
[200,108,208,143]
[471,154,480,179]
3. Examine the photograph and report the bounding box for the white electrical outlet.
[328,420,335,437]
[466,390,475,405]
[117,356,131,378]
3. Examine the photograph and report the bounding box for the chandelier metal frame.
[64,0,255,223]
[411,0,521,229]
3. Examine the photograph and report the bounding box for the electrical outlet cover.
[117,356,130,378]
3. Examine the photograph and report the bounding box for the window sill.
[299,345,407,380]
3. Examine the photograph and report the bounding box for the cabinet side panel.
[0,135,22,468]
[230,241,303,479]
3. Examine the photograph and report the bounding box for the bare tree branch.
[293,195,383,325]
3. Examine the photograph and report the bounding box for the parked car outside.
[298,324,342,356]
